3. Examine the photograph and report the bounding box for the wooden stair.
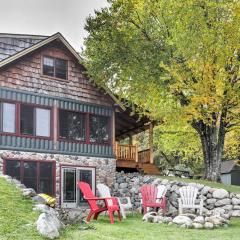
[138,163,161,175]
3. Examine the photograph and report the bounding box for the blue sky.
[0,0,108,51]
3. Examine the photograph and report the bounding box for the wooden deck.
[115,143,160,175]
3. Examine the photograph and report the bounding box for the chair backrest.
[179,186,198,206]
[97,184,111,197]
[157,185,167,199]
[77,181,98,210]
[97,183,113,206]
[140,184,158,204]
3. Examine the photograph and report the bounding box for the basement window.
[43,56,68,80]
[4,159,55,196]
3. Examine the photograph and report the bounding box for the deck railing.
[115,143,151,164]
[115,143,138,161]
[138,148,151,164]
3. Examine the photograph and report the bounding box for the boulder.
[204,222,214,229]
[212,189,229,199]
[142,212,157,222]
[201,186,211,195]
[205,216,223,225]
[232,198,240,205]
[206,199,217,204]
[33,204,50,213]
[194,216,205,224]
[36,213,62,239]
[173,216,192,225]
[231,210,240,217]
[215,198,231,207]
[213,208,225,216]
[22,188,36,197]
[192,222,204,229]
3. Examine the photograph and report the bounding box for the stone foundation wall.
[0,150,116,204]
[112,172,240,217]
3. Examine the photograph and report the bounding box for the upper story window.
[90,115,110,144]
[20,105,51,137]
[59,110,86,141]
[43,56,68,80]
[0,102,16,133]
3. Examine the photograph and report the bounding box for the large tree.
[83,0,240,181]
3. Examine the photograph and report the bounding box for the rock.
[162,217,173,223]
[32,195,47,204]
[215,198,231,207]
[204,222,214,229]
[213,208,225,216]
[205,216,224,225]
[36,213,61,239]
[181,213,196,220]
[192,222,204,229]
[173,215,192,225]
[212,189,229,199]
[235,194,240,199]
[232,198,240,205]
[201,186,211,195]
[207,199,217,204]
[33,204,50,213]
[142,212,157,222]
[233,205,240,210]
[22,188,36,197]
[119,183,128,189]
[194,216,205,224]
[222,205,233,211]
[231,210,240,217]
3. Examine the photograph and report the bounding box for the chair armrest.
[104,197,119,207]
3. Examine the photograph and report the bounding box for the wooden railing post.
[149,123,154,164]
[135,143,139,163]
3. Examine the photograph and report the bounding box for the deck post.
[149,123,154,164]
[135,142,139,163]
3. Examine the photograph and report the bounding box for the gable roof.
[0,33,48,61]
[221,160,238,174]
[0,32,126,110]
[0,32,82,68]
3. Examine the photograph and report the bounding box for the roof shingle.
[0,33,48,61]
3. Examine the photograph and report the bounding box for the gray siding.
[221,173,231,185]
[0,87,114,158]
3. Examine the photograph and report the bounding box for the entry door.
[61,166,95,208]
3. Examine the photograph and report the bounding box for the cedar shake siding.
[0,41,113,106]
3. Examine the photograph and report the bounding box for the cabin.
[220,160,240,186]
[0,33,160,208]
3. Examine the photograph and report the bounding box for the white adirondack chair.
[97,183,133,219]
[178,186,203,215]
[156,185,167,203]
[140,184,167,212]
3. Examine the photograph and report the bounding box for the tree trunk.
[192,117,226,182]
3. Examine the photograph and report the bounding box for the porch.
[114,103,160,175]
[115,143,160,174]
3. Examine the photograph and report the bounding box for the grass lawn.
[0,177,42,240]
[1,176,240,240]
[61,215,240,240]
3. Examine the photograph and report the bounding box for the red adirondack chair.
[77,181,122,224]
[140,184,167,214]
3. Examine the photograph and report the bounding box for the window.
[0,102,16,133]
[89,115,110,144]
[43,56,68,80]
[61,166,95,208]
[59,110,86,141]
[20,105,51,137]
[4,159,55,196]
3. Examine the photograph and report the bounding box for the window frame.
[60,164,96,208]
[20,103,53,139]
[58,109,112,146]
[58,108,87,143]
[0,101,17,134]
[89,113,111,145]
[3,158,56,196]
[42,55,68,81]
[0,100,53,140]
